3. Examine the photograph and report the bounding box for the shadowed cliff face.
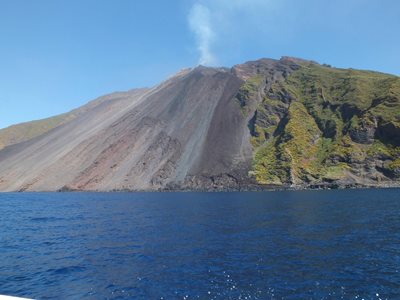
[244,58,400,188]
[0,57,399,191]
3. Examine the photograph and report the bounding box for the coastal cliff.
[0,57,399,191]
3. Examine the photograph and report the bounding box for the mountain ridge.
[0,57,399,191]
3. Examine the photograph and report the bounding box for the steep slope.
[0,66,252,191]
[0,114,72,150]
[0,91,139,150]
[0,57,399,191]
[245,58,400,187]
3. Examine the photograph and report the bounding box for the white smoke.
[188,0,276,66]
[188,3,217,66]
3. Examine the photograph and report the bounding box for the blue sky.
[0,0,399,129]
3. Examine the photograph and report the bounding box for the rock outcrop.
[0,57,399,191]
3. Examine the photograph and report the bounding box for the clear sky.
[0,0,399,129]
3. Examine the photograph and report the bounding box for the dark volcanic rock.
[376,121,400,146]
[349,124,376,144]
[0,65,252,191]
[0,57,399,191]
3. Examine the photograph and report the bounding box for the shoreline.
[0,183,399,193]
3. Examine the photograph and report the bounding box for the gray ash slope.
[0,59,290,191]
[0,57,399,191]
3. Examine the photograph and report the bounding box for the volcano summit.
[0,57,399,191]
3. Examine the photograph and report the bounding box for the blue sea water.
[0,189,399,299]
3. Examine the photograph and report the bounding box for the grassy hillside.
[245,62,400,186]
[0,92,127,150]
[0,113,77,150]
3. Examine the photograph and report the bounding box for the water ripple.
[0,190,399,299]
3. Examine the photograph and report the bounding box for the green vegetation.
[0,113,77,150]
[247,62,400,185]
[236,75,264,116]
[0,94,109,150]
[388,158,400,170]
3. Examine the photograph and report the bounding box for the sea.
[0,189,399,299]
